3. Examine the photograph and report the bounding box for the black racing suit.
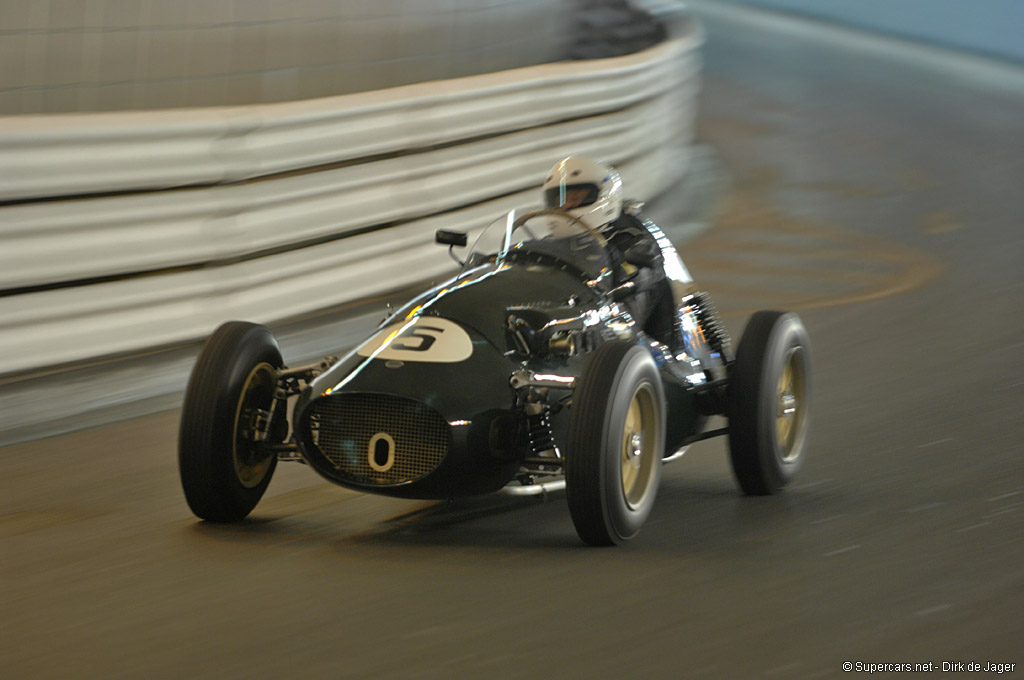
[599,207,672,342]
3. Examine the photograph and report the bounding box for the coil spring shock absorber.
[692,291,732,362]
[526,408,558,458]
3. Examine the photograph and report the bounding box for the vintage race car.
[178,207,812,545]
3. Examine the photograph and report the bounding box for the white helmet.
[542,156,623,230]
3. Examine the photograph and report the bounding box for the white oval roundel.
[356,317,473,363]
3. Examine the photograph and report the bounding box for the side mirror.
[436,229,467,266]
[435,230,467,247]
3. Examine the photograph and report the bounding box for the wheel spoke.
[625,399,640,435]
[777,363,792,401]
[620,396,644,497]
[774,348,804,461]
[233,362,277,489]
[619,383,660,508]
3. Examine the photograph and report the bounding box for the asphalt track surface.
[3,6,1023,679]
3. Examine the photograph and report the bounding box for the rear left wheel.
[179,321,284,521]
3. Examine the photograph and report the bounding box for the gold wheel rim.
[620,383,658,508]
[775,347,805,462]
[232,362,276,489]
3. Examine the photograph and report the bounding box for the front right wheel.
[728,311,812,495]
[566,341,666,546]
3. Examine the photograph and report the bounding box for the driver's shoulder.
[609,208,655,240]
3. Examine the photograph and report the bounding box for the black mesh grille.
[305,393,450,486]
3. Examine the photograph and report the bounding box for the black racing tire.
[566,341,666,546]
[728,311,812,495]
[178,321,284,521]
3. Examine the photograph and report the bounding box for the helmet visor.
[544,183,599,210]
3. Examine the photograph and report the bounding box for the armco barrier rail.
[0,19,703,378]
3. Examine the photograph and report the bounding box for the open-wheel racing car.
[179,205,812,546]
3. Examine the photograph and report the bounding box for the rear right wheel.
[727,311,812,495]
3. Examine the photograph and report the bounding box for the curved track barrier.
[0,17,703,378]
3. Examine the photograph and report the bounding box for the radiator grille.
[306,393,450,486]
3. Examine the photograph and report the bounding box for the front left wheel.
[179,321,284,521]
[566,341,666,546]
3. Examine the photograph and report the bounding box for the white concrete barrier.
[0,20,703,377]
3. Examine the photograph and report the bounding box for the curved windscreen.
[463,209,613,280]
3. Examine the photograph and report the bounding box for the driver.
[541,156,666,332]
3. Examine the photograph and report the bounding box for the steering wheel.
[511,209,610,249]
